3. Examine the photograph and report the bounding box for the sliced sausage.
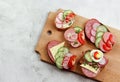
[90,36,95,43]
[57,12,64,21]
[62,56,70,69]
[55,23,63,28]
[81,67,98,78]
[92,22,101,31]
[91,29,96,37]
[47,40,60,62]
[85,19,100,39]
[64,28,78,42]
[62,53,76,69]
[55,17,63,24]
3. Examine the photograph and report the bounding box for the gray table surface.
[0,0,120,82]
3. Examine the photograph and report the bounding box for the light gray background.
[0,0,120,82]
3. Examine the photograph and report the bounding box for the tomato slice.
[78,31,85,45]
[106,40,112,48]
[68,55,76,68]
[103,43,112,51]
[109,34,115,45]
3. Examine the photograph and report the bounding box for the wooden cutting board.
[35,9,120,82]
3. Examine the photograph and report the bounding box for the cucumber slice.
[63,10,72,19]
[58,47,69,54]
[56,57,64,69]
[55,51,64,60]
[96,31,104,39]
[55,47,69,60]
[95,37,102,48]
[97,25,108,32]
[84,51,92,62]
[74,26,83,33]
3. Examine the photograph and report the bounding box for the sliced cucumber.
[74,26,83,33]
[58,47,69,54]
[56,57,64,69]
[97,25,108,33]
[96,31,104,39]
[55,51,64,60]
[95,37,102,48]
[84,51,92,62]
[63,10,72,19]
[55,47,69,60]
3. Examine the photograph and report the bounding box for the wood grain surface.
[35,9,120,82]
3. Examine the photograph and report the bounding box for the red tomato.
[103,43,112,51]
[68,55,76,68]
[78,31,85,45]
[94,52,99,60]
[109,34,115,44]
[106,40,112,48]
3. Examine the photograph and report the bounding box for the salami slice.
[92,22,101,31]
[91,29,96,37]
[62,53,72,69]
[55,17,63,24]
[47,40,60,62]
[81,67,98,78]
[55,23,63,28]
[57,12,64,21]
[90,36,95,43]
[85,19,100,39]
[62,53,76,69]
[62,56,70,69]
[64,28,78,42]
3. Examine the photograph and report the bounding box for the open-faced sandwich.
[55,10,76,30]
[85,19,115,52]
[79,49,108,78]
[47,40,76,69]
[64,26,85,47]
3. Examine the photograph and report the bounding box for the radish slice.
[98,56,108,67]
[90,36,95,43]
